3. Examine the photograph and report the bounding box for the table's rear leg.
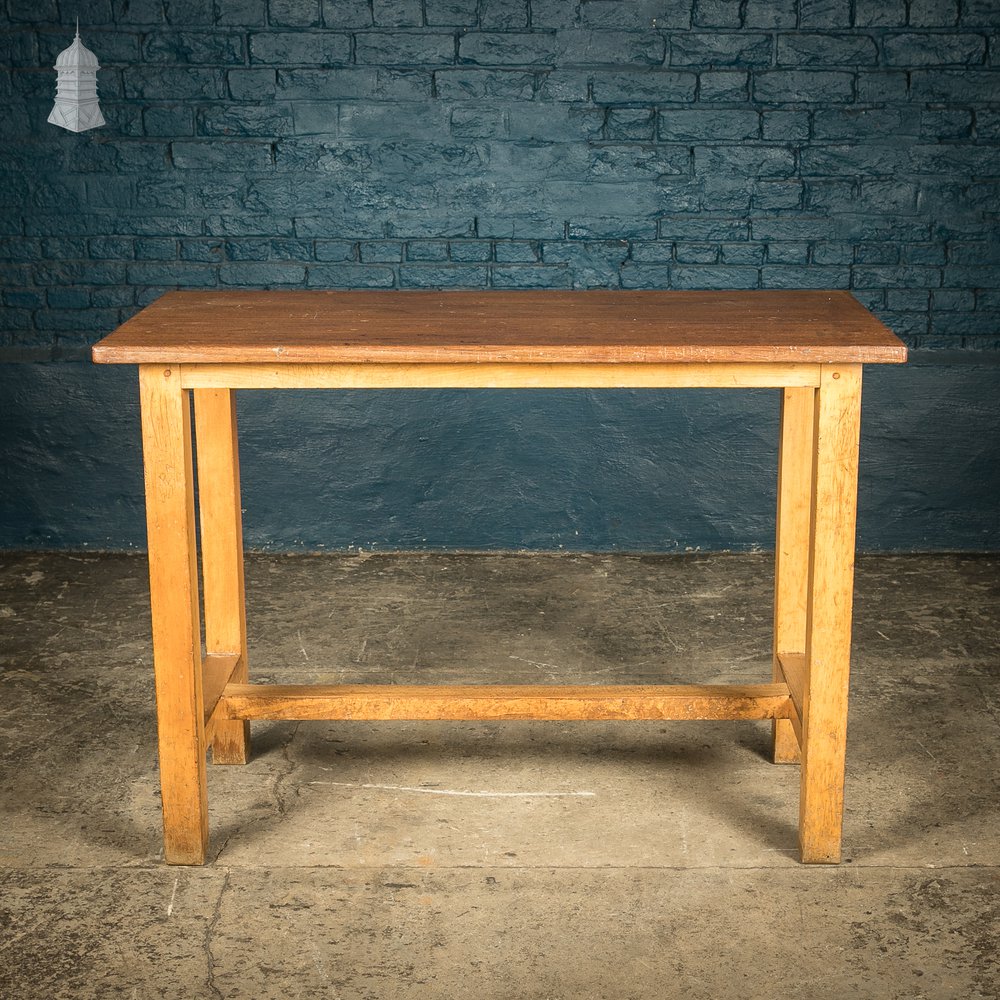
[799,365,863,863]
[194,388,251,765]
[772,387,814,764]
[139,365,209,865]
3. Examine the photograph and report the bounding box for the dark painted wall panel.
[2,361,996,552]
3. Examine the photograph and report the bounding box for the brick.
[587,145,690,180]
[450,106,506,138]
[225,238,312,260]
[424,0,478,27]
[607,108,655,141]
[659,109,759,142]
[659,216,749,241]
[591,71,696,104]
[507,104,603,141]
[359,240,403,262]
[172,141,273,170]
[692,0,741,28]
[459,32,557,65]
[528,0,580,29]
[4,289,43,309]
[219,261,307,284]
[250,32,351,64]
[207,214,295,236]
[494,241,538,263]
[673,265,759,288]
[198,105,294,137]
[143,31,245,63]
[962,0,1000,25]
[777,34,878,67]
[340,103,449,138]
[535,69,590,100]
[902,244,946,265]
[754,181,803,210]
[852,265,941,287]
[480,0,528,29]
[295,66,430,98]
[854,0,906,27]
[110,0,163,22]
[144,105,195,137]
[180,240,225,262]
[743,0,796,29]
[761,265,850,288]
[216,0,268,26]
[449,240,492,261]
[405,241,449,261]
[46,288,91,308]
[321,0,373,27]
[164,0,215,24]
[399,264,489,286]
[812,108,913,141]
[670,33,771,67]
[490,264,569,288]
[579,2,689,29]
[919,109,973,141]
[855,71,909,102]
[753,71,855,104]
[630,241,674,263]
[268,0,322,26]
[887,289,930,310]
[674,242,718,264]
[695,145,794,177]
[909,0,958,27]
[699,71,749,102]
[35,307,121,331]
[91,287,137,308]
[856,244,899,264]
[373,0,423,26]
[761,111,809,141]
[556,30,665,66]
[9,0,57,18]
[123,67,226,99]
[766,242,809,264]
[883,32,987,66]
[949,241,1000,265]
[933,289,975,310]
[800,144,905,177]
[314,240,357,261]
[435,69,536,100]
[357,31,455,64]
[798,0,850,27]
[290,102,339,135]
[569,216,657,239]
[126,261,217,286]
[229,68,278,101]
[539,240,628,287]
[135,238,177,260]
[721,243,765,265]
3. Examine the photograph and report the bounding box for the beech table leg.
[139,365,209,865]
[194,388,251,765]
[772,387,815,764]
[798,365,863,864]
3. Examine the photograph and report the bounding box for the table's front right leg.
[139,365,209,865]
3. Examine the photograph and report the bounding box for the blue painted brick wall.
[2,0,999,355]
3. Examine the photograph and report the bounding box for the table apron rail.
[210,681,794,724]
[175,362,825,391]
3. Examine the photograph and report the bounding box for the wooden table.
[92,289,907,865]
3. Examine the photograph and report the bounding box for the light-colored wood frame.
[138,359,865,866]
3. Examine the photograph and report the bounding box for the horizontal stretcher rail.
[217,682,793,723]
[177,362,824,391]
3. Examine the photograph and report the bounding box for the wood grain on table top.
[91,289,908,365]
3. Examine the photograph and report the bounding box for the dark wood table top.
[91,289,908,366]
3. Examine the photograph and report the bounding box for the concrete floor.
[0,551,998,999]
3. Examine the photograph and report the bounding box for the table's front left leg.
[194,387,251,765]
[799,364,863,864]
[139,365,209,865]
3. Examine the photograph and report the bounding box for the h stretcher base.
[91,289,907,865]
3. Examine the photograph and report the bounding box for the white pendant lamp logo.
[48,20,105,133]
